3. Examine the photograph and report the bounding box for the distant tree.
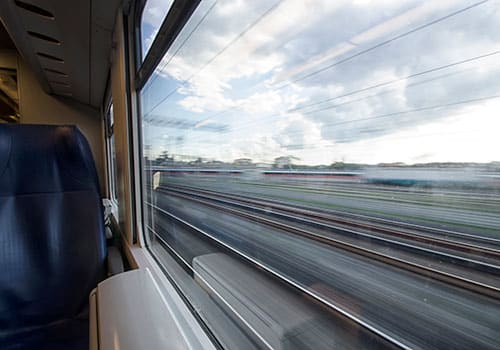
[329,161,362,170]
[330,161,345,169]
[155,151,171,165]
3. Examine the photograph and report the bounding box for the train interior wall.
[17,56,105,194]
[0,49,106,195]
[109,10,134,239]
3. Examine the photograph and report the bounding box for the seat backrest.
[0,124,107,333]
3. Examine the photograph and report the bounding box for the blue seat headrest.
[0,124,100,195]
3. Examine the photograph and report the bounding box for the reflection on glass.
[0,67,19,123]
[140,1,500,349]
[141,0,175,59]
[107,104,118,202]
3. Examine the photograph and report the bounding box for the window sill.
[121,243,216,350]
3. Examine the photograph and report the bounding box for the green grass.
[235,181,500,214]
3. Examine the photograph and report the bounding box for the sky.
[139,0,500,165]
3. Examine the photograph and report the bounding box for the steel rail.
[146,226,277,350]
[154,189,500,300]
[158,185,500,260]
[160,184,500,249]
[145,202,408,350]
[160,186,500,272]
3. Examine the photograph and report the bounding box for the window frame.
[105,103,116,200]
[132,0,202,248]
[121,5,230,346]
[128,1,237,344]
[135,0,201,90]
[129,3,276,346]
[133,0,147,68]
[104,100,119,220]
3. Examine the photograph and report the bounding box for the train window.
[106,103,118,205]
[138,1,500,349]
[0,52,19,123]
[140,0,175,60]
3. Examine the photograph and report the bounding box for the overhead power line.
[143,0,283,118]
[143,1,217,92]
[274,0,489,89]
[294,50,500,114]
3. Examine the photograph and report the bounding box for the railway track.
[146,195,500,349]
[145,205,407,350]
[158,184,500,253]
[155,184,500,299]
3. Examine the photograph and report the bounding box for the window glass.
[139,1,500,349]
[140,0,175,59]
[107,104,118,202]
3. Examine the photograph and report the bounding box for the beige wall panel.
[17,58,105,193]
[110,11,134,240]
[0,49,18,69]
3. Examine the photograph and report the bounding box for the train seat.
[0,124,107,349]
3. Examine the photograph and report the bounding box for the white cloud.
[332,99,500,164]
[144,0,500,164]
[141,0,175,55]
[271,0,458,84]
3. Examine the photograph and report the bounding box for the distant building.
[274,156,292,169]
[234,158,253,166]
[254,162,272,169]
[203,160,226,168]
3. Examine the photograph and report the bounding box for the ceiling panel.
[0,0,122,109]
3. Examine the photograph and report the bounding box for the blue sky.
[140,0,500,165]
